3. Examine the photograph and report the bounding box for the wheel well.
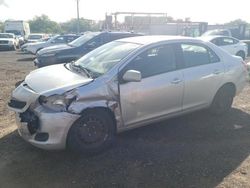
[219,82,236,96]
[236,50,245,58]
[80,107,117,131]
[36,48,43,53]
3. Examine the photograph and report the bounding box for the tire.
[209,85,235,115]
[236,51,245,60]
[67,110,116,154]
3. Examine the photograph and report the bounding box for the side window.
[53,36,65,43]
[221,37,234,45]
[181,44,211,68]
[233,38,239,44]
[211,38,222,46]
[87,36,103,47]
[208,49,220,63]
[124,44,177,78]
[66,36,76,43]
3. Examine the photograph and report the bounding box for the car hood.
[38,44,71,55]
[29,41,46,45]
[25,64,93,95]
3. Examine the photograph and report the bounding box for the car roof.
[117,35,199,45]
[199,35,237,41]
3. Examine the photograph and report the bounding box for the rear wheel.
[210,85,235,115]
[67,110,116,154]
[236,51,245,60]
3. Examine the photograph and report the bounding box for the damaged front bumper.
[8,81,81,150]
[16,106,80,150]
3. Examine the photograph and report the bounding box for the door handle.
[171,78,182,84]
[213,69,222,75]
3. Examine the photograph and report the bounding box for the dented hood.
[25,64,93,94]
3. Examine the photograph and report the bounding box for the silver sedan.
[8,36,248,154]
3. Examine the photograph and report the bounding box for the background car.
[24,34,80,54]
[0,33,19,50]
[202,29,232,37]
[200,35,248,59]
[35,31,143,68]
[26,33,49,43]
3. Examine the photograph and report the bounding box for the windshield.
[74,41,141,77]
[47,35,60,43]
[202,30,230,36]
[0,33,14,38]
[5,30,21,35]
[69,32,100,47]
[28,35,43,39]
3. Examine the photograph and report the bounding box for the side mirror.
[122,70,141,82]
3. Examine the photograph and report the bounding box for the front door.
[119,44,184,126]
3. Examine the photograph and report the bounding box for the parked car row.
[35,31,142,67]
[21,34,80,54]
[8,35,248,154]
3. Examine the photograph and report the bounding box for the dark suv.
[34,31,142,68]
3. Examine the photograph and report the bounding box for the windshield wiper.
[70,62,92,78]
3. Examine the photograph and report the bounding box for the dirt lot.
[1,51,250,188]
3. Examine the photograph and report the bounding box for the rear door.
[179,43,225,110]
[220,37,238,55]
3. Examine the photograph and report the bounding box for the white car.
[24,34,79,55]
[26,33,48,43]
[8,36,248,153]
[200,35,248,60]
[202,29,232,37]
[0,33,19,50]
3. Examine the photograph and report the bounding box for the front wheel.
[67,110,116,154]
[209,85,235,115]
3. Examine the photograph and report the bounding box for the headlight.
[39,91,76,112]
[40,52,56,57]
[8,41,14,45]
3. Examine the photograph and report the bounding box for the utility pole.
[76,0,80,34]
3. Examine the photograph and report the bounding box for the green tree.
[61,18,98,33]
[225,19,249,26]
[29,15,62,33]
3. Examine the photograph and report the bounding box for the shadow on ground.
[17,56,36,61]
[1,108,250,188]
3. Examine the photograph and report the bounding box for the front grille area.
[8,99,26,109]
[0,40,8,44]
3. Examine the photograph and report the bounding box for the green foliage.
[60,18,98,33]
[29,15,62,33]
[225,19,249,26]
[28,15,99,34]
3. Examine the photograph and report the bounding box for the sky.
[0,0,250,24]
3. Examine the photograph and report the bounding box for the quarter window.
[125,45,177,78]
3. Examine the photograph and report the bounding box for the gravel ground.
[1,51,250,188]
